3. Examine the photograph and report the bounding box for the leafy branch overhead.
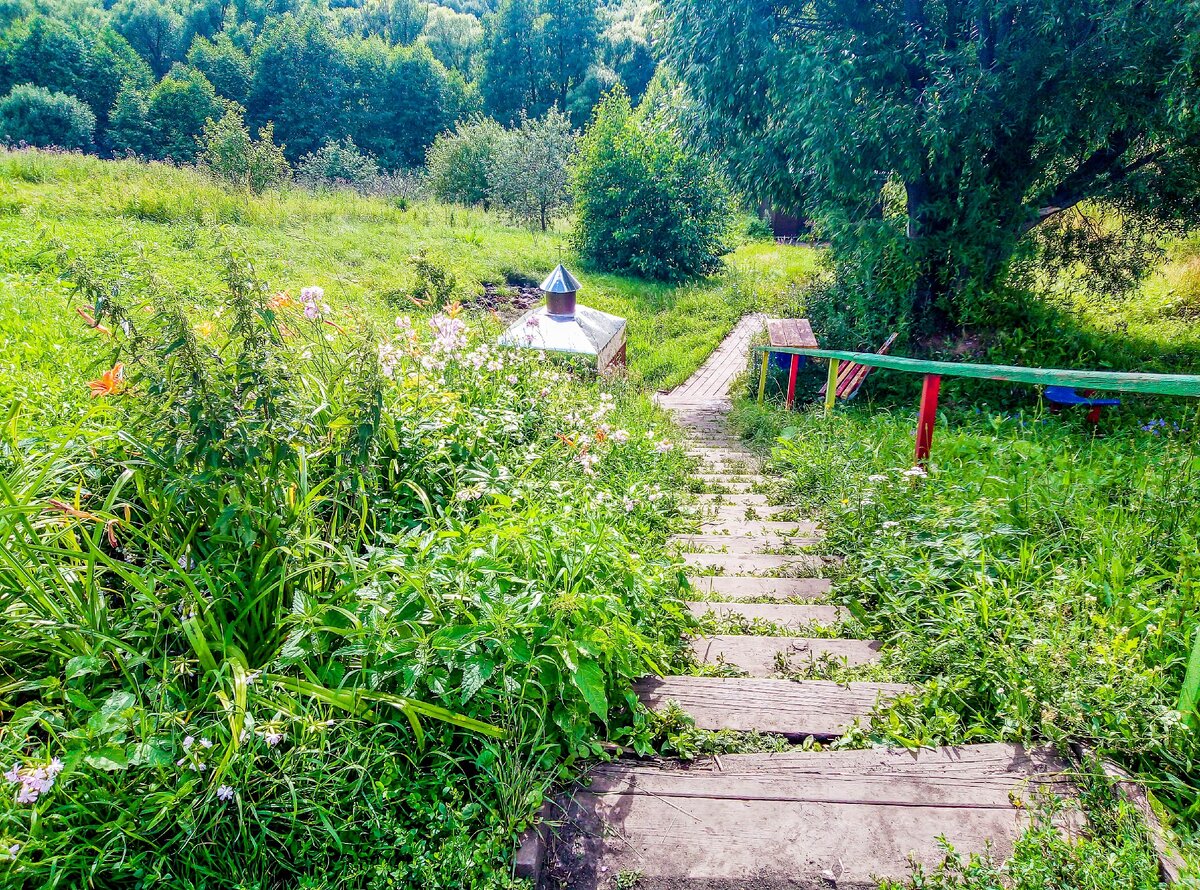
[662,0,1200,334]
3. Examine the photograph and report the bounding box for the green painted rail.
[751,346,1200,397]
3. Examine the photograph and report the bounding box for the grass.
[0,147,818,436]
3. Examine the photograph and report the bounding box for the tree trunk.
[905,178,954,336]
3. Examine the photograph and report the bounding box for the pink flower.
[216,784,235,802]
[300,286,330,320]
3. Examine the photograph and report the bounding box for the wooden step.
[692,481,758,494]
[681,552,830,575]
[674,533,821,553]
[687,601,843,627]
[634,676,912,737]
[696,517,819,536]
[693,493,774,507]
[691,635,882,676]
[688,576,832,600]
[531,744,1072,888]
[694,473,769,484]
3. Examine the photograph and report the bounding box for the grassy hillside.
[0,148,817,435]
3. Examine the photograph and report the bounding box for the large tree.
[662,0,1200,335]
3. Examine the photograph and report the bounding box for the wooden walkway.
[522,318,1079,889]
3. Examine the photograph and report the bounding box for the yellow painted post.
[757,352,769,403]
[824,359,839,415]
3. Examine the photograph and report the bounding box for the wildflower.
[611,429,630,444]
[430,310,467,354]
[594,428,608,443]
[87,362,125,398]
[4,843,17,857]
[216,784,235,802]
[267,291,295,311]
[655,441,674,454]
[195,320,216,339]
[902,467,927,478]
[300,286,330,320]
[867,474,887,483]
[623,497,635,512]
[183,736,195,751]
[264,731,284,748]
[506,374,519,385]
[882,521,900,529]
[5,757,64,805]
[578,452,600,475]
[199,738,213,749]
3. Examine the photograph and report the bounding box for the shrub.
[426,114,502,208]
[296,136,380,191]
[0,83,94,151]
[488,108,575,231]
[570,86,734,281]
[144,66,220,162]
[198,105,289,193]
[407,250,457,309]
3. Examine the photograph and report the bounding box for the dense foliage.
[0,83,94,150]
[0,0,655,169]
[570,87,734,280]
[0,242,691,887]
[663,0,1200,337]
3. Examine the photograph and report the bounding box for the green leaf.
[85,747,130,771]
[571,660,608,723]
[461,658,496,702]
[65,655,102,681]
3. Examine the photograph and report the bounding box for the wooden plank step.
[688,576,832,599]
[634,676,912,737]
[695,517,819,536]
[681,552,830,575]
[673,533,820,552]
[693,473,769,484]
[533,744,1072,889]
[692,481,757,494]
[687,601,843,627]
[691,635,881,676]
[693,493,773,506]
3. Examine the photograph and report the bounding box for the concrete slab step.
[532,744,1072,889]
[681,552,831,575]
[691,635,882,676]
[687,601,843,627]
[634,676,912,737]
[687,576,832,600]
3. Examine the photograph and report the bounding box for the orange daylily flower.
[76,308,112,336]
[556,433,576,447]
[88,363,125,398]
[594,429,608,443]
[445,301,462,319]
[45,499,103,522]
[267,291,296,311]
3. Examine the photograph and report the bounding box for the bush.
[198,106,289,193]
[296,136,380,191]
[144,66,220,162]
[570,86,734,281]
[426,114,502,208]
[0,83,94,151]
[488,108,574,231]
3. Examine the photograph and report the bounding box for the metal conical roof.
[539,264,581,294]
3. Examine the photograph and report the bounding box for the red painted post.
[914,374,941,465]
[785,354,800,409]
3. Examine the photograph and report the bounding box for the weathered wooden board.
[692,481,758,494]
[693,473,769,483]
[536,744,1073,890]
[687,601,842,626]
[681,552,831,575]
[767,317,819,350]
[673,533,821,553]
[687,576,832,599]
[693,493,773,506]
[695,517,820,536]
[634,676,912,737]
[691,635,881,676]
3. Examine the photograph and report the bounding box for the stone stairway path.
[521,318,1074,889]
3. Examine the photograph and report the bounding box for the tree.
[347,40,468,169]
[661,0,1200,336]
[352,0,429,45]
[570,86,733,280]
[419,5,483,76]
[247,15,351,161]
[489,107,574,230]
[0,16,88,99]
[112,0,185,77]
[296,137,380,190]
[0,83,95,150]
[108,83,156,156]
[145,66,221,162]
[83,28,154,133]
[199,105,289,192]
[426,114,502,207]
[187,32,252,103]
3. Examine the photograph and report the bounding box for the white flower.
[902,467,928,478]
[216,784,235,802]
[264,731,284,747]
[867,474,888,483]
[623,497,635,512]
[882,521,900,529]
[611,429,630,444]
[182,736,195,751]
[654,441,674,453]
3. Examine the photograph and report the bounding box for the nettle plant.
[0,249,688,884]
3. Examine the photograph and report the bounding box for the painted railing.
[752,345,1200,464]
